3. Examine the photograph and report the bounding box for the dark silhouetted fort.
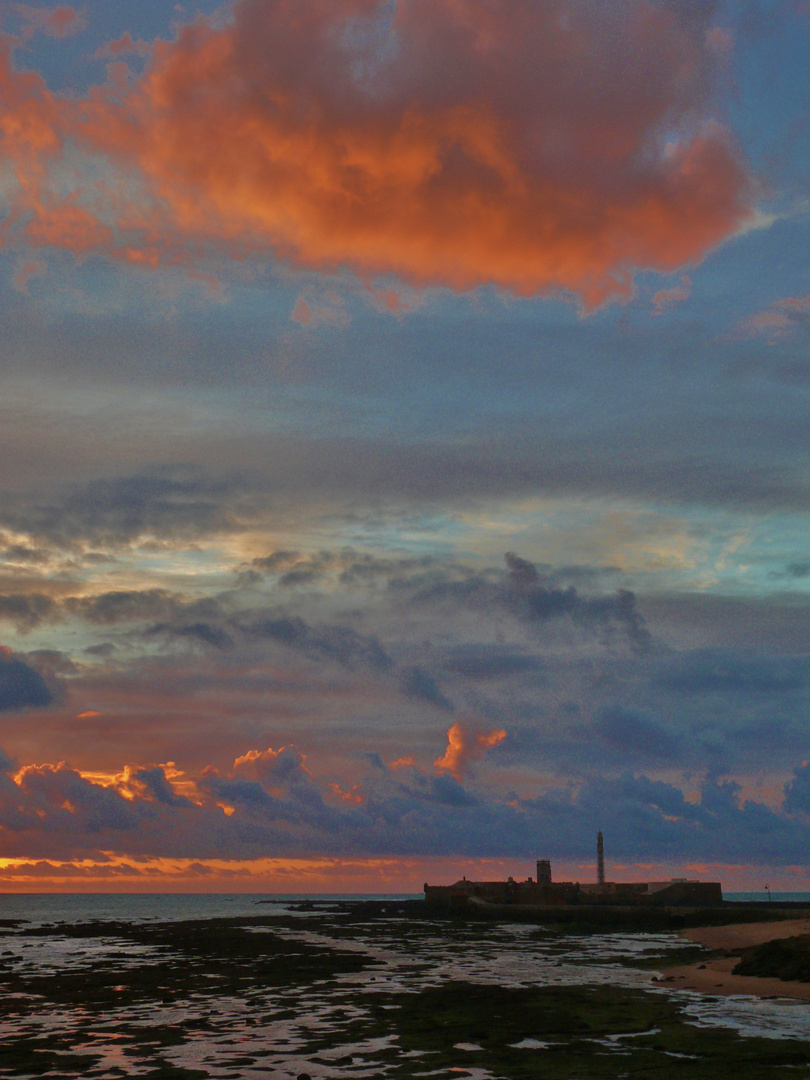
[424,832,723,908]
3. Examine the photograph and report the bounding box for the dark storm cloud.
[67,589,177,624]
[505,553,652,652]
[399,666,454,712]
[0,593,58,630]
[340,553,441,586]
[129,767,194,808]
[545,771,808,865]
[0,586,228,636]
[640,592,810,653]
[277,569,321,587]
[1,466,259,547]
[783,764,810,816]
[145,619,234,650]
[654,649,809,694]
[425,774,480,809]
[393,554,651,653]
[278,426,810,514]
[240,616,394,673]
[84,643,116,657]
[246,549,443,589]
[201,775,281,811]
[172,623,234,649]
[9,763,139,834]
[250,551,303,573]
[249,550,344,584]
[0,542,50,565]
[0,653,54,712]
[443,646,545,681]
[466,632,810,777]
[769,562,810,581]
[592,706,681,762]
[4,408,810,551]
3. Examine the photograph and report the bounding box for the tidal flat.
[0,898,809,1079]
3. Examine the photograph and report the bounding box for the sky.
[0,0,809,894]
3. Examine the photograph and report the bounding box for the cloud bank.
[1,742,809,870]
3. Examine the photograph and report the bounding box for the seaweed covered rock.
[733,933,810,982]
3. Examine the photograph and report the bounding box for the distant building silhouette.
[424,831,723,908]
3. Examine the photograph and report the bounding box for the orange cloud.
[434,719,506,781]
[0,0,753,305]
[328,781,365,805]
[0,36,60,161]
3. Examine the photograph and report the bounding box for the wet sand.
[660,918,810,1001]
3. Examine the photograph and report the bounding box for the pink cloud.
[292,296,313,325]
[362,279,412,317]
[774,293,810,314]
[185,269,226,299]
[13,4,85,39]
[94,30,150,59]
[652,274,692,315]
[291,291,351,327]
[735,293,810,339]
[11,255,46,294]
[0,0,753,306]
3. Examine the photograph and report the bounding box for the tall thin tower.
[596,830,605,888]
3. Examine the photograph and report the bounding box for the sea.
[0,892,809,1078]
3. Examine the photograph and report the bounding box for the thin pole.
[597,830,605,888]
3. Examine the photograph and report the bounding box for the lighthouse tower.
[597,830,605,890]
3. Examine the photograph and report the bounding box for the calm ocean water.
[1,892,809,1077]
[726,892,810,904]
[0,890,804,921]
[0,892,421,926]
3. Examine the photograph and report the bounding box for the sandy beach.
[656,918,810,1001]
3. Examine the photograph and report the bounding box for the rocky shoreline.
[1,900,809,1077]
